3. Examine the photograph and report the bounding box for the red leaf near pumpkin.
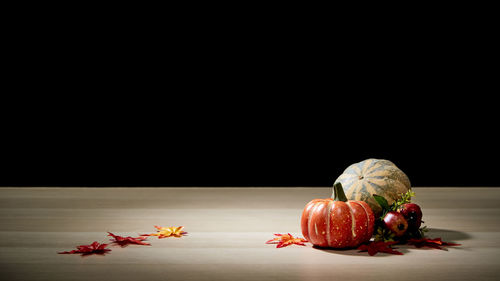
[358,241,403,256]
[406,237,461,249]
[266,233,308,248]
[107,232,151,246]
[58,241,111,255]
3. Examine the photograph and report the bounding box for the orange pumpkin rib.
[356,200,375,242]
[300,205,309,241]
[307,201,329,247]
[325,200,334,247]
[347,201,368,247]
[329,201,352,248]
[301,200,317,242]
[358,201,371,245]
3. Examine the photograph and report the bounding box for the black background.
[1,10,498,187]
[1,94,497,187]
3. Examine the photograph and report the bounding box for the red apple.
[383,211,408,237]
[398,203,422,231]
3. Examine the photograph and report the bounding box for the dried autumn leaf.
[358,241,403,256]
[142,225,188,238]
[58,241,111,255]
[407,237,461,249]
[108,232,151,246]
[266,233,308,248]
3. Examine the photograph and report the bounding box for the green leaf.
[373,194,390,211]
[418,225,429,238]
[391,189,415,211]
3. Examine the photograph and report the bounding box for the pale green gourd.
[333,159,411,217]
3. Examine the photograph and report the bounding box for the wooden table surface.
[0,187,499,281]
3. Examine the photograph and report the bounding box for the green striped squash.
[333,159,411,217]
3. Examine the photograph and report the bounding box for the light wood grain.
[0,187,499,281]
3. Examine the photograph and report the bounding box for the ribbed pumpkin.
[301,183,374,248]
[334,158,411,217]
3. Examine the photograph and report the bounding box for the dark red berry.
[398,203,422,232]
[383,211,408,237]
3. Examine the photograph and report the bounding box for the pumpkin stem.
[332,182,348,202]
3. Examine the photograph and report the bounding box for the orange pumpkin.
[301,183,375,248]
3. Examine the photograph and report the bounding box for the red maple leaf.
[266,233,308,248]
[107,232,151,246]
[406,237,461,249]
[58,241,111,255]
[358,241,403,256]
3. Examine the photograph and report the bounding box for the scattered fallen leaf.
[58,241,111,255]
[108,232,151,246]
[358,241,403,256]
[407,237,461,249]
[266,233,308,248]
[142,225,188,238]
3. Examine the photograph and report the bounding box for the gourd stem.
[332,182,348,202]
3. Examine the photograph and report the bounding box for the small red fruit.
[383,211,408,237]
[398,203,423,232]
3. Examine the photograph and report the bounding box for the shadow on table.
[312,245,410,257]
[426,228,472,241]
[312,228,469,257]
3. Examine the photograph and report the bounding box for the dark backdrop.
[1,95,497,187]
[2,13,497,187]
